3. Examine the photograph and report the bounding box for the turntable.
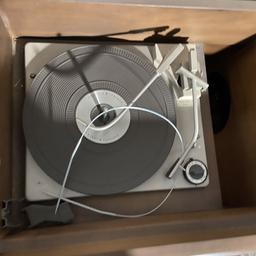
[23,41,209,215]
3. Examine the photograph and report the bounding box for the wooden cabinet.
[0,1,255,255]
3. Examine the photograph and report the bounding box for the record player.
[23,41,209,204]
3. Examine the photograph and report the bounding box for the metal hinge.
[1,199,27,229]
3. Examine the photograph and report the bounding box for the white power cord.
[45,183,175,218]
[51,106,185,216]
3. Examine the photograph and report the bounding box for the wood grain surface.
[211,37,256,207]
[129,233,256,256]
[2,207,256,256]
[0,0,256,53]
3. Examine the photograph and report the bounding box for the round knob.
[184,160,208,185]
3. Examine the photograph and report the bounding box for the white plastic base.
[24,42,209,201]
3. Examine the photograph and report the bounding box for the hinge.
[1,199,27,229]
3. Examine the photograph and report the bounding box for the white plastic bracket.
[153,43,185,99]
[168,66,209,179]
[175,45,206,105]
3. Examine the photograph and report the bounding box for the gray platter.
[23,45,176,195]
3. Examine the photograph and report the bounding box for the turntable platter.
[23,45,176,195]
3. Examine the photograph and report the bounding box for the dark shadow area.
[18,26,189,45]
[207,72,230,134]
[205,34,256,134]
[207,33,256,58]
[143,27,188,43]
[205,34,256,208]
[66,50,103,114]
